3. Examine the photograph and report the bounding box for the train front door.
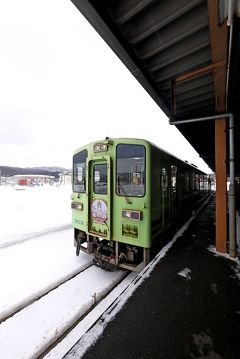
[88,156,111,239]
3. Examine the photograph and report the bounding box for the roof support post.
[215,118,227,253]
[228,114,236,257]
[169,112,236,257]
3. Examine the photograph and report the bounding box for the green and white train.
[72,138,207,271]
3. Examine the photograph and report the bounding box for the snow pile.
[207,245,238,262]
[177,268,192,280]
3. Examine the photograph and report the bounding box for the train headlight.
[71,202,83,211]
[122,210,141,220]
[93,143,108,152]
[122,210,131,218]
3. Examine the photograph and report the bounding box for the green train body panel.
[72,138,152,249]
[72,138,207,269]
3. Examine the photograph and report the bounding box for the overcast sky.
[0,0,212,173]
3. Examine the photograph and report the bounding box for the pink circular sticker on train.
[91,199,108,223]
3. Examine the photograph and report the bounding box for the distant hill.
[0,166,71,178]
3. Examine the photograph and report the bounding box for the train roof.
[74,138,207,175]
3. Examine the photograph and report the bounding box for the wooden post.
[215,119,227,252]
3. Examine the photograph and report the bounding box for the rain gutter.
[226,0,235,110]
[169,113,236,258]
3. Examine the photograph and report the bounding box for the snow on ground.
[0,229,92,321]
[207,245,239,262]
[0,184,126,359]
[0,185,72,248]
[0,266,125,359]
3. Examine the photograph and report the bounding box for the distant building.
[12,174,55,186]
[59,172,72,185]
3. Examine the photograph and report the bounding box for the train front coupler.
[75,231,87,256]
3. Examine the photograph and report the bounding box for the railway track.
[0,224,72,250]
[41,269,132,359]
[0,227,93,325]
[0,262,93,324]
[0,262,127,359]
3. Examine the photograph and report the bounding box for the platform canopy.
[71,0,240,173]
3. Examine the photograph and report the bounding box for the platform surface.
[72,195,240,359]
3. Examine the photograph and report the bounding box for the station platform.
[78,194,240,359]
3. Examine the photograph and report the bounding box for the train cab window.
[116,144,145,197]
[94,164,107,195]
[73,150,87,193]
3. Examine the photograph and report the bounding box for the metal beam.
[175,60,226,83]
[171,61,225,115]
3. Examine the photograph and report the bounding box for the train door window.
[73,150,87,193]
[161,168,168,188]
[94,164,107,195]
[171,166,177,192]
[116,144,145,197]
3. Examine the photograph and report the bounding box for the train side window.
[199,175,201,189]
[94,164,107,195]
[171,166,177,191]
[73,150,87,193]
[161,168,168,188]
[190,172,195,190]
[179,172,185,191]
[116,144,145,197]
[185,172,190,191]
[195,174,200,190]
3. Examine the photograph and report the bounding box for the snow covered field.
[0,185,72,248]
[0,229,92,322]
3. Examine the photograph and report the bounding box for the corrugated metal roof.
[71,0,240,172]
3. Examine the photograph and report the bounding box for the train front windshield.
[116,144,145,197]
[73,150,87,193]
